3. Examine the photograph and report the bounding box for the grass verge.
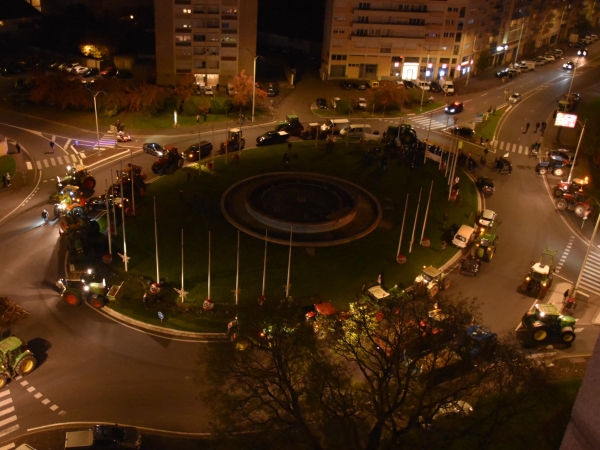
[0,155,16,178]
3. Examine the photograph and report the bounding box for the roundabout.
[221,172,382,246]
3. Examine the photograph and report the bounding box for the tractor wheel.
[54,204,60,219]
[574,204,587,217]
[554,188,564,198]
[442,279,451,290]
[560,327,576,343]
[177,158,184,168]
[485,248,495,262]
[556,199,568,210]
[553,168,564,177]
[62,290,81,306]
[0,374,8,389]
[15,355,36,376]
[531,325,550,342]
[538,168,548,175]
[428,286,439,298]
[240,138,246,150]
[168,165,176,174]
[89,294,106,309]
[82,176,96,190]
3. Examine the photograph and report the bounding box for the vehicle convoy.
[522,248,557,297]
[108,164,148,199]
[415,266,450,298]
[475,230,498,262]
[0,336,36,388]
[151,146,184,175]
[219,128,245,153]
[56,165,96,192]
[555,192,593,218]
[275,115,304,136]
[521,303,576,344]
[554,177,588,197]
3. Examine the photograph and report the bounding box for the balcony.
[354,5,428,13]
[352,19,425,26]
[222,14,237,20]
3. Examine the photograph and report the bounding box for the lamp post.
[567,56,580,99]
[571,202,600,299]
[567,119,586,184]
[420,52,431,112]
[251,55,262,123]
[514,19,526,64]
[90,91,105,151]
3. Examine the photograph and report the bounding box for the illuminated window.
[183,9,191,14]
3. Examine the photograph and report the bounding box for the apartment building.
[154,0,258,86]
[322,0,597,82]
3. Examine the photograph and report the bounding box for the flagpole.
[235,230,240,305]
[396,194,409,259]
[111,169,117,236]
[154,197,160,283]
[262,230,268,297]
[120,165,128,272]
[105,179,112,255]
[285,226,293,298]
[409,188,422,254]
[421,181,434,243]
[207,231,211,300]
[181,229,184,302]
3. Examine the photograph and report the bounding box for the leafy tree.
[475,49,492,73]
[122,83,167,113]
[228,70,267,110]
[202,293,545,450]
[367,82,406,113]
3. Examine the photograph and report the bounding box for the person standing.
[525,122,530,133]
[5,173,10,186]
[508,163,513,175]
[50,141,55,153]
[15,142,20,154]
[535,122,540,133]
[563,289,570,304]
[196,114,200,124]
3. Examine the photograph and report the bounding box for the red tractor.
[151,146,184,175]
[554,177,588,198]
[555,192,593,218]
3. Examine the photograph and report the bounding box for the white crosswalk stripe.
[0,391,19,442]
[28,153,85,171]
[409,116,448,130]
[578,250,600,296]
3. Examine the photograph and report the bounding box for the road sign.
[555,112,577,128]
[158,312,164,321]
[473,113,484,123]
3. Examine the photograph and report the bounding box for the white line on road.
[0,424,19,439]
[26,161,32,170]
[0,442,15,450]
[0,416,18,428]
[0,407,15,418]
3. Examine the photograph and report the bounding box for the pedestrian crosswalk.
[407,115,449,130]
[0,390,19,441]
[577,250,600,296]
[494,140,532,156]
[26,152,86,171]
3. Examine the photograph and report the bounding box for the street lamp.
[567,119,586,184]
[567,56,580,99]
[571,199,600,299]
[251,55,262,123]
[89,90,105,151]
[420,52,431,112]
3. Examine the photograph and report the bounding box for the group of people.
[494,156,513,174]
[1,173,11,187]
[524,121,547,135]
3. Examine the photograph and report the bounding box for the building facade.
[321,0,598,82]
[154,0,258,86]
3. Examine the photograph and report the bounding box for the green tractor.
[414,266,451,298]
[57,269,110,308]
[475,231,498,262]
[521,303,576,344]
[0,336,37,388]
[275,114,304,137]
[522,248,557,297]
[52,185,87,219]
[56,165,96,192]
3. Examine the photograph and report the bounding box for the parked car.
[101,66,117,77]
[508,93,521,104]
[357,97,367,109]
[445,101,464,114]
[495,68,510,78]
[552,49,564,57]
[353,81,367,90]
[256,130,289,146]
[588,34,598,41]
[476,177,495,195]
[573,41,586,49]
[402,80,415,89]
[82,68,99,78]
[450,126,474,140]
[183,141,213,161]
[534,57,548,65]
[316,97,327,109]
[116,69,133,79]
[429,80,443,92]
[478,209,497,228]
[72,66,88,75]
[142,143,167,157]
[92,424,141,449]
[340,81,352,90]
[267,83,279,97]
[542,54,555,62]
[203,86,214,96]
[507,68,520,76]
[563,60,575,70]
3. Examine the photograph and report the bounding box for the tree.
[475,49,492,73]
[202,293,545,450]
[122,83,167,113]
[228,70,267,111]
[367,82,406,113]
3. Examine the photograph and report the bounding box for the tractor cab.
[415,266,450,298]
[275,115,304,136]
[554,177,588,198]
[522,248,557,296]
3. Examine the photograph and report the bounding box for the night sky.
[258,0,326,41]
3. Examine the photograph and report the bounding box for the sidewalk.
[546,281,600,325]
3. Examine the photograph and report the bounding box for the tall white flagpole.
[235,230,240,305]
[285,226,293,298]
[111,169,117,236]
[120,167,129,271]
[409,188,422,254]
[262,229,268,297]
[421,181,434,242]
[396,194,409,259]
[105,179,112,255]
[154,197,160,283]
[207,231,211,300]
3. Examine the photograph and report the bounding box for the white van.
[320,118,350,134]
[443,81,455,95]
[339,124,372,138]
[415,79,431,90]
[518,61,536,71]
[368,80,380,89]
[452,224,476,249]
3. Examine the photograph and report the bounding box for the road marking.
[18,381,27,387]
[43,160,49,168]
[26,161,32,170]
[41,399,50,405]
[80,152,87,159]
[0,399,12,408]
[0,416,17,428]
[34,393,42,399]
[0,442,16,450]
[57,156,63,165]
[26,387,35,393]
[555,236,575,272]
[0,425,19,439]
[50,405,58,411]
[0,407,15,418]
[50,158,56,167]
[0,391,10,398]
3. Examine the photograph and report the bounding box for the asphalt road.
[0,45,599,446]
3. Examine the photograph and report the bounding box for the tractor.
[385,124,418,147]
[52,185,86,219]
[151,146,184,175]
[414,266,451,298]
[554,177,588,198]
[475,230,498,262]
[521,248,557,297]
[521,303,576,344]
[275,115,304,137]
[56,165,96,192]
[0,336,37,388]
[219,128,245,153]
[555,192,593,218]
[57,205,101,260]
[57,269,110,308]
[536,156,567,176]
[460,256,481,277]
[110,164,147,198]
